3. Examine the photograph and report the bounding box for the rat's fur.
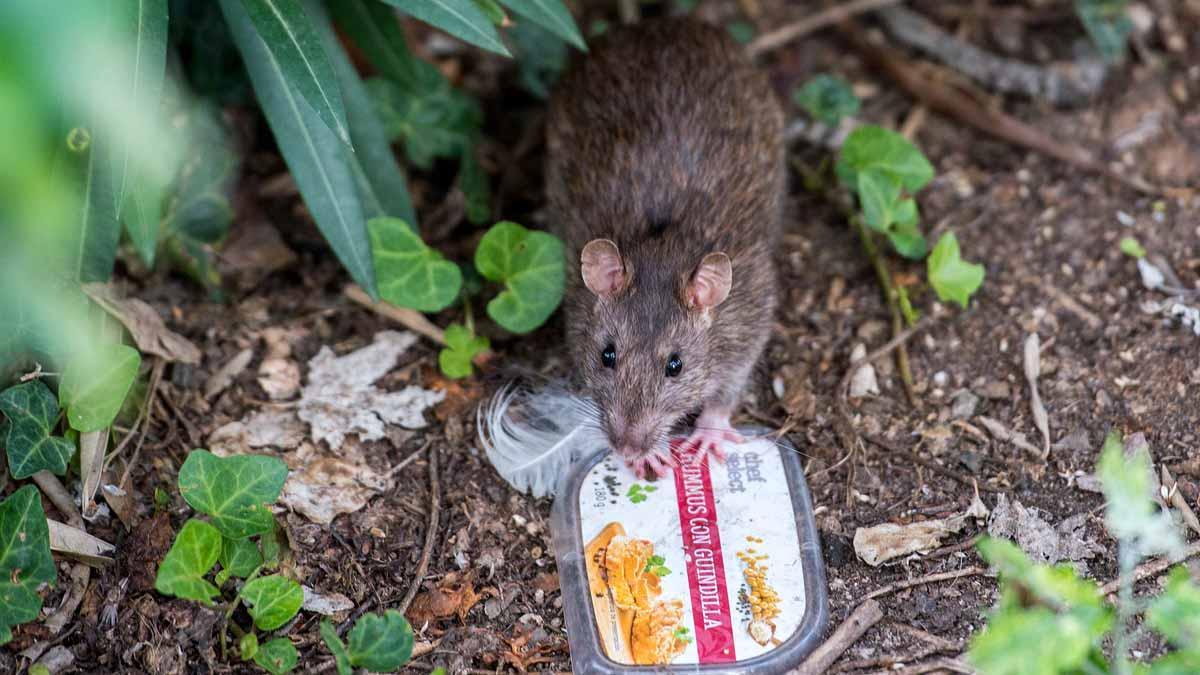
[546,19,784,460]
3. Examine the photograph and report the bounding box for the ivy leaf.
[320,619,353,675]
[240,632,260,661]
[366,71,482,170]
[0,381,76,479]
[1146,567,1200,647]
[59,343,141,433]
[438,323,489,379]
[856,169,899,233]
[474,221,564,334]
[154,519,222,604]
[369,217,462,312]
[242,575,304,630]
[498,0,586,50]
[378,0,510,56]
[927,233,984,309]
[793,74,859,126]
[837,125,934,193]
[254,637,299,674]
[888,219,928,260]
[219,535,263,582]
[348,610,414,671]
[177,450,288,539]
[1076,0,1132,63]
[0,485,55,645]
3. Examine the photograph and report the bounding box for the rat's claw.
[627,453,672,480]
[686,414,743,466]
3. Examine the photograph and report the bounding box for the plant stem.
[462,296,475,335]
[852,215,918,406]
[221,565,264,662]
[1112,541,1139,675]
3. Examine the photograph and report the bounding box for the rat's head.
[575,238,731,463]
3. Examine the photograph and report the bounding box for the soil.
[8,1,1200,673]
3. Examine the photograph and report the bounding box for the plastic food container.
[551,428,828,673]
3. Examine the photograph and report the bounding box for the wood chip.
[978,415,1045,461]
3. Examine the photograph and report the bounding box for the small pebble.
[933,371,949,387]
[1116,210,1135,226]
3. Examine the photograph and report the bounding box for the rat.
[546,18,784,479]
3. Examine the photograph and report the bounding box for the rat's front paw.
[685,413,743,466]
[627,452,676,480]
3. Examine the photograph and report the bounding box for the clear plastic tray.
[550,428,828,673]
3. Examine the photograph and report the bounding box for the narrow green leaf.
[220,535,264,579]
[123,176,166,267]
[221,0,379,297]
[438,323,489,378]
[348,610,414,671]
[312,0,417,225]
[59,343,141,433]
[178,450,288,539]
[474,222,564,333]
[320,619,354,675]
[242,575,304,630]
[498,0,586,50]
[379,0,510,55]
[255,637,299,674]
[369,217,462,311]
[0,485,55,645]
[74,132,121,283]
[237,0,350,144]
[927,233,984,309]
[474,0,507,26]
[0,381,76,479]
[111,0,170,217]
[155,519,222,604]
[459,146,491,225]
[327,0,419,85]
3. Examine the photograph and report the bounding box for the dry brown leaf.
[408,572,481,626]
[47,520,115,566]
[205,348,254,400]
[82,283,201,364]
[78,429,107,520]
[853,516,969,566]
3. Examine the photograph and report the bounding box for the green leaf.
[1119,236,1146,259]
[254,637,299,674]
[221,0,379,298]
[438,323,489,378]
[320,619,354,675]
[927,233,984,309]
[327,0,419,85]
[0,485,55,645]
[968,606,1101,675]
[72,131,121,283]
[1098,432,1184,557]
[793,74,859,126]
[888,218,928,260]
[366,74,482,170]
[460,146,491,225]
[508,17,568,100]
[978,538,1106,611]
[238,0,350,144]
[154,519,222,604]
[220,535,264,580]
[837,125,934,193]
[1146,567,1200,647]
[474,221,564,333]
[240,631,260,661]
[111,0,169,217]
[369,217,463,312]
[59,343,141,433]
[177,450,288,539]
[242,575,304,630]
[348,610,414,671]
[856,169,899,233]
[0,381,76,479]
[726,20,755,45]
[1151,649,1200,675]
[474,0,506,25]
[379,0,510,56]
[1076,0,1132,63]
[123,175,167,267]
[314,0,418,226]
[498,0,586,50]
[260,523,284,568]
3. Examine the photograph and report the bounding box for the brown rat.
[546,18,784,478]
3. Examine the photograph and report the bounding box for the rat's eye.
[665,353,682,377]
[601,343,617,369]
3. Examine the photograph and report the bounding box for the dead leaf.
[853,515,969,566]
[848,343,880,397]
[47,519,115,566]
[100,475,138,529]
[219,220,298,280]
[82,283,201,364]
[978,415,1045,461]
[209,409,306,454]
[408,572,481,626]
[78,428,108,520]
[1023,333,1050,457]
[988,494,1102,565]
[301,586,355,615]
[257,327,304,400]
[205,347,254,400]
[298,331,444,449]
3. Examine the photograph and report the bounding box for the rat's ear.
[581,239,625,297]
[687,252,732,310]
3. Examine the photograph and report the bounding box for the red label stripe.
[672,446,737,663]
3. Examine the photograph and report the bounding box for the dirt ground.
[8,1,1200,673]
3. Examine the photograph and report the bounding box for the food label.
[579,437,807,666]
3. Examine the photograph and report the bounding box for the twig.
[856,566,986,605]
[32,471,90,635]
[113,358,165,489]
[839,22,1180,197]
[852,216,918,406]
[1097,540,1200,596]
[398,445,441,615]
[747,0,905,57]
[343,285,495,367]
[33,471,83,528]
[876,6,1106,106]
[793,599,885,675]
